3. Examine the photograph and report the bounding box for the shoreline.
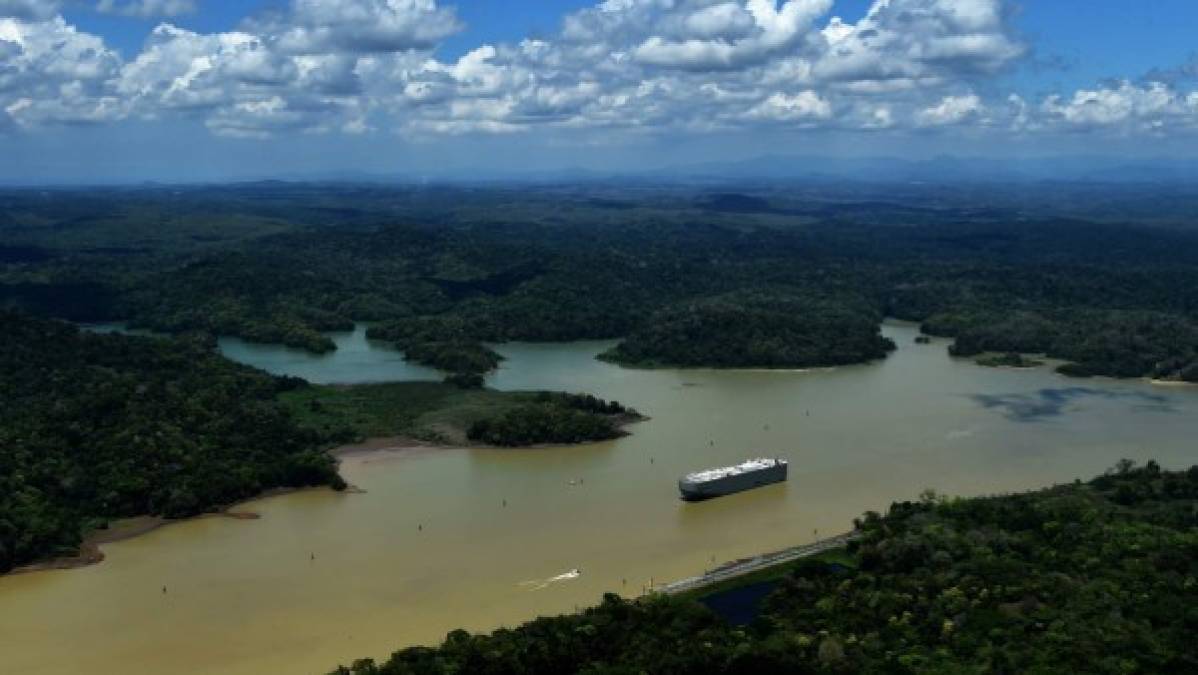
[595,357,847,374]
[334,410,648,454]
[6,485,327,577]
[1149,378,1198,387]
[331,435,452,458]
[657,531,859,596]
[6,423,642,577]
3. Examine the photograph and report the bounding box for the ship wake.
[519,569,581,590]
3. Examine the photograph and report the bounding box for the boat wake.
[519,569,581,590]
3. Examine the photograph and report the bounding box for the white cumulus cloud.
[918,93,984,126]
[1040,81,1191,131]
[0,16,124,126]
[633,0,832,71]
[0,0,59,21]
[263,0,462,55]
[747,90,832,121]
[2,0,1198,143]
[96,0,197,18]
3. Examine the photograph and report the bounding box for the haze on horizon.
[3,0,1198,183]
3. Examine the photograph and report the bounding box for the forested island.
[975,352,1045,369]
[600,292,895,368]
[4,183,1198,379]
[366,317,505,385]
[335,461,1198,674]
[281,384,641,447]
[467,393,641,447]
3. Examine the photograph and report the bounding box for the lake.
[2,322,1196,674]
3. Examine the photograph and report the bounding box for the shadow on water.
[700,581,778,625]
[970,387,1176,422]
[674,482,789,528]
[699,562,851,625]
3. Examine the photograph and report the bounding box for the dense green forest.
[924,309,1198,380]
[600,291,895,368]
[336,461,1198,674]
[466,393,641,446]
[0,312,345,573]
[974,351,1044,369]
[366,317,504,380]
[4,183,1198,377]
[0,310,639,572]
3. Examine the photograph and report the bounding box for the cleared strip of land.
[658,531,859,596]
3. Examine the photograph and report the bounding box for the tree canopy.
[336,461,1198,674]
[0,312,345,573]
[7,184,1198,377]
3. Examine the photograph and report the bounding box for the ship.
[678,458,788,501]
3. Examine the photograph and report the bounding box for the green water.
[3,322,1195,674]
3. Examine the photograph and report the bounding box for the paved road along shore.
[657,531,860,596]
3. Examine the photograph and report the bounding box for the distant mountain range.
[264,155,1198,185]
[655,155,1198,183]
[7,155,1198,187]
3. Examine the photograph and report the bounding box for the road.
[656,531,859,596]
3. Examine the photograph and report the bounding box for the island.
[280,383,643,448]
[975,352,1045,368]
[366,317,505,385]
[599,293,896,369]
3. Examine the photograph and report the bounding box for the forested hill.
[5,184,1198,378]
[600,291,895,368]
[336,461,1198,674]
[0,312,345,573]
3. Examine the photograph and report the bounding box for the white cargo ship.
[678,458,788,501]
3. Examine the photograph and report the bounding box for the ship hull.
[678,463,787,501]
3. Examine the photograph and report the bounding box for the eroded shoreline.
[6,427,632,576]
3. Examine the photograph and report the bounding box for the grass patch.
[280,382,542,444]
[975,352,1045,368]
[279,382,640,447]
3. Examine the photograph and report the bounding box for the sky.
[3,1,1198,182]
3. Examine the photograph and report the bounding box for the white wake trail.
[518,568,581,590]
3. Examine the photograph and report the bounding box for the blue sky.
[64,1,1198,88]
[5,1,1198,182]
